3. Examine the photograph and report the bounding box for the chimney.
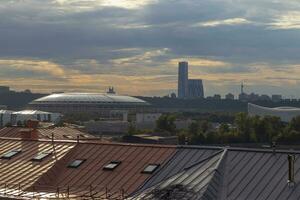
[20,119,39,140]
[288,154,295,186]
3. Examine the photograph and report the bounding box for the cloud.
[193,18,252,27]
[1,0,300,96]
[269,11,300,29]
[0,59,66,77]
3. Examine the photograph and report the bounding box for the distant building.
[248,103,300,122]
[0,86,10,94]
[188,79,204,98]
[170,93,176,98]
[260,94,271,101]
[11,110,61,125]
[135,113,162,130]
[107,87,116,94]
[178,61,189,98]
[29,93,149,116]
[272,94,282,102]
[213,94,221,100]
[225,93,234,100]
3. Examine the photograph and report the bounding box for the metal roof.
[30,93,148,105]
[134,148,300,200]
[12,110,56,115]
[32,142,176,198]
[0,110,14,114]
[0,138,75,188]
[0,127,95,140]
[0,137,299,199]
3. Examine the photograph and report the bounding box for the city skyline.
[1,0,300,97]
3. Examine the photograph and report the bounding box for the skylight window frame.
[142,164,160,174]
[68,159,86,168]
[1,150,22,159]
[31,152,52,162]
[103,161,121,171]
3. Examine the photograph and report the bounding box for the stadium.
[248,103,300,122]
[29,93,149,116]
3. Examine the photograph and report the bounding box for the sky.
[1,0,300,97]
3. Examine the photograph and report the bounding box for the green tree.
[234,112,253,142]
[188,122,200,135]
[156,114,176,133]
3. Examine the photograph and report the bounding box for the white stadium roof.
[30,93,148,105]
[248,103,300,122]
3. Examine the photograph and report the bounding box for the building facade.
[188,79,204,98]
[178,61,188,98]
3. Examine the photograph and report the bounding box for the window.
[32,152,51,161]
[142,164,160,174]
[103,161,121,170]
[68,159,86,168]
[1,150,21,159]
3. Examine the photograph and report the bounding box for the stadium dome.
[29,93,149,114]
[248,103,300,122]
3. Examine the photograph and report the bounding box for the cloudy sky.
[1,0,300,97]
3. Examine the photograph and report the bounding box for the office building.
[178,61,188,98]
[188,79,204,98]
[272,94,282,102]
[225,93,234,100]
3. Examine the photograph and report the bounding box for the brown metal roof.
[0,138,75,189]
[0,127,95,140]
[33,142,176,198]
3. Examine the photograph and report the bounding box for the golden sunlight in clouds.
[169,58,229,67]
[0,59,66,77]
[1,58,300,95]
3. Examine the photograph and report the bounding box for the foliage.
[156,114,176,133]
[177,112,300,145]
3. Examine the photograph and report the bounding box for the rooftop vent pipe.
[288,154,295,186]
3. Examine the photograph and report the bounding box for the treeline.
[155,113,300,145]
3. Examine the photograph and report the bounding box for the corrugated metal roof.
[33,142,176,198]
[0,137,300,200]
[0,127,95,140]
[134,150,226,200]
[134,148,300,200]
[223,149,300,200]
[138,146,222,191]
[0,138,75,188]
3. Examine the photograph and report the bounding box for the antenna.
[241,82,244,94]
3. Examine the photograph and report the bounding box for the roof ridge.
[201,149,228,200]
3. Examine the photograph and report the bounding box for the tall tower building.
[188,79,204,98]
[178,61,188,98]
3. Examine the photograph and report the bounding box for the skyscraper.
[188,79,204,98]
[178,61,188,98]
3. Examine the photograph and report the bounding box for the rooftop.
[30,93,148,105]
[0,137,299,199]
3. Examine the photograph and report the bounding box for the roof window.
[142,164,160,174]
[68,159,86,168]
[103,161,121,170]
[1,150,21,159]
[32,152,51,161]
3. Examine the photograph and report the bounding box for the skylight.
[103,161,121,170]
[1,150,21,159]
[68,159,86,168]
[142,164,160,174]
[32,152,51,161]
